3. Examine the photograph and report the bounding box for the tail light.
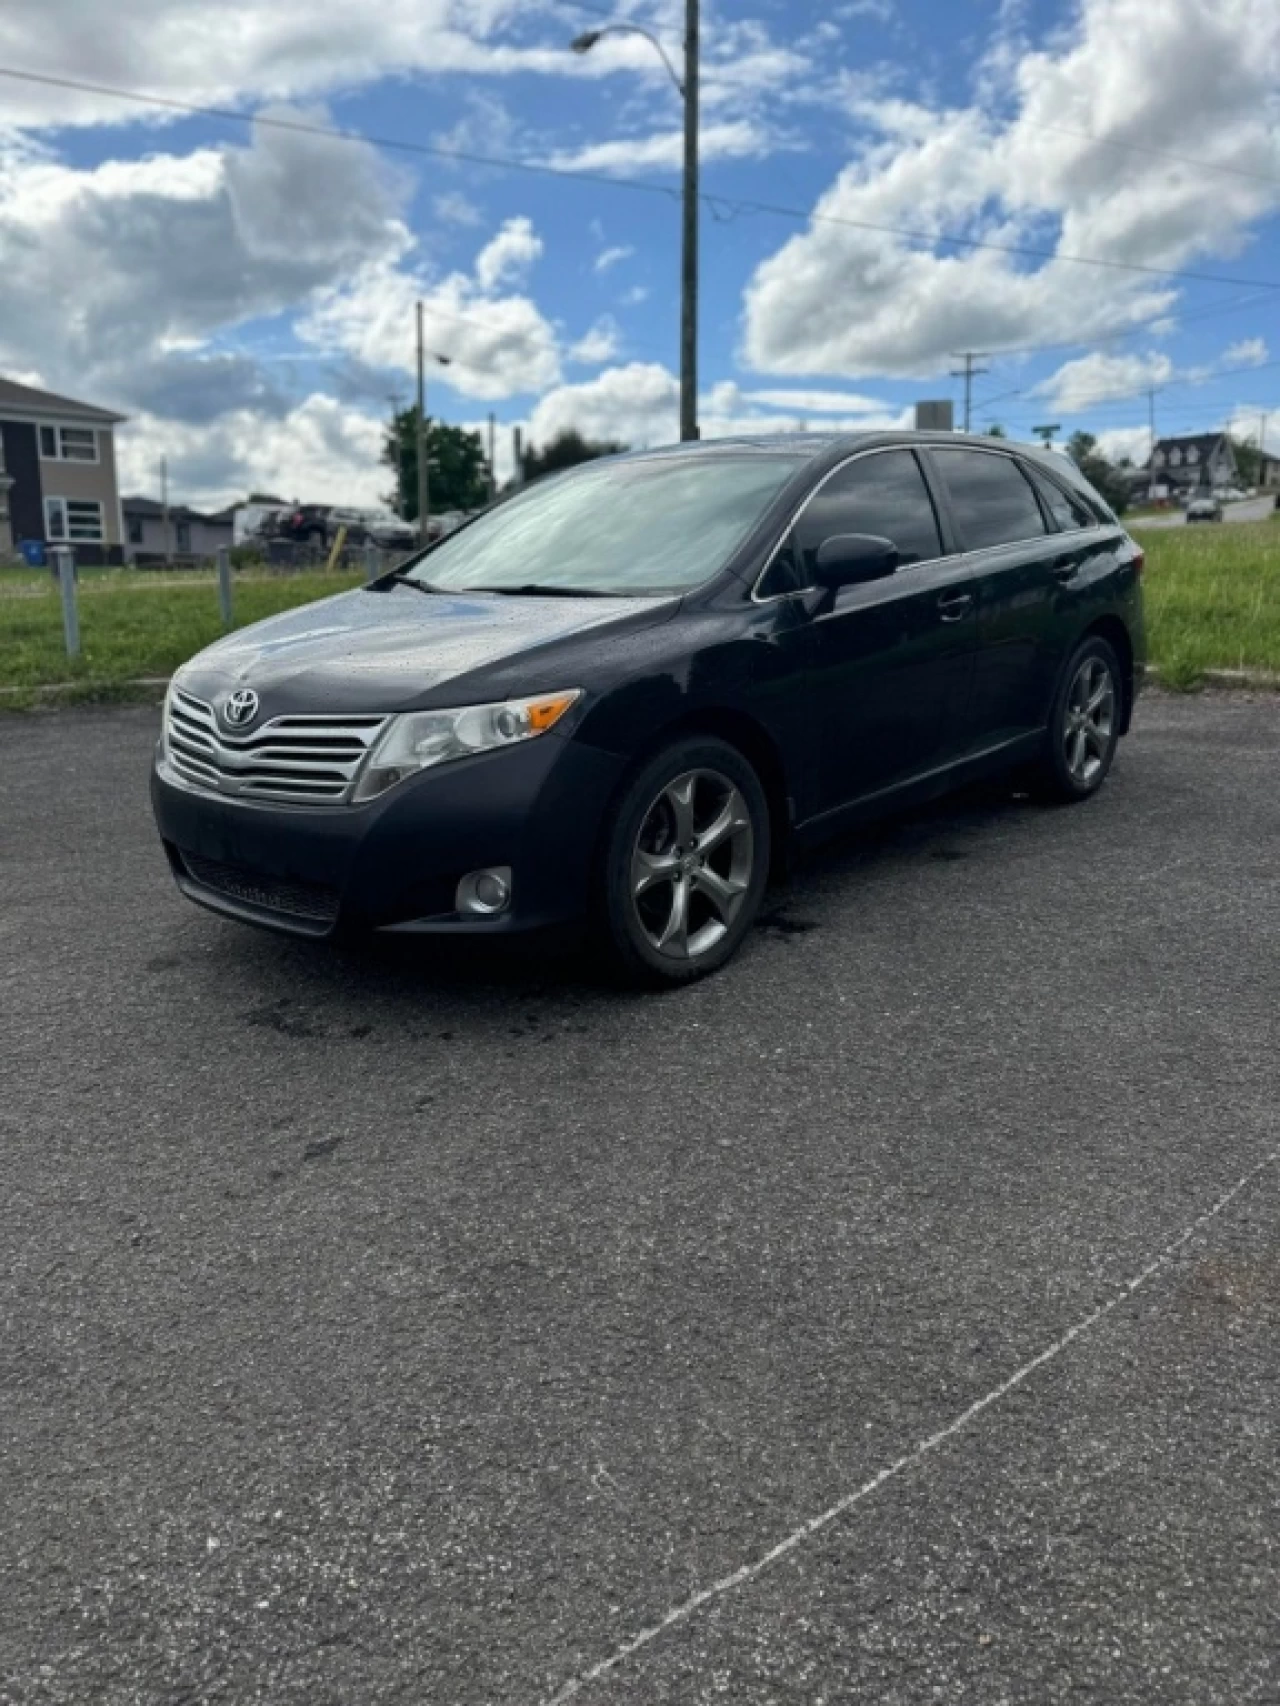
[1131,547,1145,578]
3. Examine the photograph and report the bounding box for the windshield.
[400,454,803,596]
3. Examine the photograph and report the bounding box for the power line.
[4,64,1280,294]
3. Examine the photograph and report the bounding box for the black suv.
[153,433,1145,984]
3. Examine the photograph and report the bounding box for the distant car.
[362,511,419,550]
[1186,496,1223,523]
[278,504,333,546]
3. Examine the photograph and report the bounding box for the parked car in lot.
[277,503,333,546]
[152,433,1146,984]
[1186,495,1223,523]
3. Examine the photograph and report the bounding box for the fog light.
[456,867,512,916]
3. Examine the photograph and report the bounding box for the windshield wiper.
[464,583,612,598]
[383,571,446,594]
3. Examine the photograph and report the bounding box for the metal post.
[216,544,233,628]
[363,540,379,583]
[513,426,524,486]
[54,546,79,658]
[679,0,699,441]
[487,411,497,501]
[416,300,430,547]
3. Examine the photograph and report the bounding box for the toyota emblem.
[222,688,260,729]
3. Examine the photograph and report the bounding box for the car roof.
[615,430,1060,464]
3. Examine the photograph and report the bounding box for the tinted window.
[762,449,943,594]
[1026,464,1095,532]
[407,454,803,596]
[934,449,1048,550]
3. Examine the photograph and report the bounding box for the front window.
[38,425,99,462]
[45,497,104,542]
[400,453,804,596]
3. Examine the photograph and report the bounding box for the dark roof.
[122,495,233,524]
[1148,432,1233,468]
[0,376,126,424]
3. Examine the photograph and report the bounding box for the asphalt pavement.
[1,694,1277,1706]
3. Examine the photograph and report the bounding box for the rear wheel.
[1030,636,1122,802]
[597,738,770,985]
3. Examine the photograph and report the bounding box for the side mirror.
[814,533,901,588]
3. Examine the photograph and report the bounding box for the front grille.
[181,851,341,926]
[165,688,386,805]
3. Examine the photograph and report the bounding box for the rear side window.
[1025,465,1097,532]
[933,449,1048,550]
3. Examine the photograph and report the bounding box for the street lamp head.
[570,29,602,52]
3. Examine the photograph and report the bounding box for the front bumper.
[151,732,627,940]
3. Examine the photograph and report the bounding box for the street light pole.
[571,4,699,441]
[680,0,699,442]
[416,301,429,547]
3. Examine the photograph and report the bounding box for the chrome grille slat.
[165,688,386,806]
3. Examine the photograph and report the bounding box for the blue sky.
[2,0,1278,504]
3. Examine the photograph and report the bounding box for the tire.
[596,737,771,986]
[1029,635,1123,803]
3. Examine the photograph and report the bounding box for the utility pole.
[160,455,172,561]
[950,352,989,434]
[487,412,497,502]
[1148,388,1158,463]
[680,0,700,441]
[387,389,406,517]
[513,426,524,487]
[415,301,429,546]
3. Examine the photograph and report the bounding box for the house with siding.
[1146,432,1238,496]
[122,496,235,563]
[0,377,127,563]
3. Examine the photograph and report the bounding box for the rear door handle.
[937,590,974,622]
[1052,556,1081,582]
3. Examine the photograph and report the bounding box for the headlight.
[353,690,581,802]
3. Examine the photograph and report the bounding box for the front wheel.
[1030,636,1123,803]
[597,738,771,986]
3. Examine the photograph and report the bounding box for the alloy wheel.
[630,769,755,961]
[1063,655,1116,787]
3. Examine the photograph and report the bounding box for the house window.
[1187,446,1200,465]
[127,514,144,545]
[37,425,99,463]
[45,497,104,542]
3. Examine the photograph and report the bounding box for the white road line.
[542,1143,1280,1705]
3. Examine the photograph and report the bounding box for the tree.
[1066,431,1131,516]
[984,422,1008,438]
[521,428,627,481]
[1230,435,1262,487]
[382,408,490,518]
[245,491,287,505]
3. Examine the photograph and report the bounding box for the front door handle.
[937,590,974,622]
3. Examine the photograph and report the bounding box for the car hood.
[175,584,674,716]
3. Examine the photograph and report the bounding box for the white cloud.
[1094,426,1158,467]
[299,219,560,400]
[594,245,634,274]
[568,318,621,365]
[0,1,584,130]
[117,393,389,510]
[739,387,895,414]
[743,0,1280,379]
[433,191,482,228]
[526,363,912,454]
[1223,338,1269,369]
[0,109,407,418]
[1035,350,1175,413]
[474,215,541,292]
[619,285,650,307]
[549,121,771,177]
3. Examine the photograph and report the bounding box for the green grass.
[2,523,1278,700]
[0,568,363,698]
[1131,519,1280,688]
